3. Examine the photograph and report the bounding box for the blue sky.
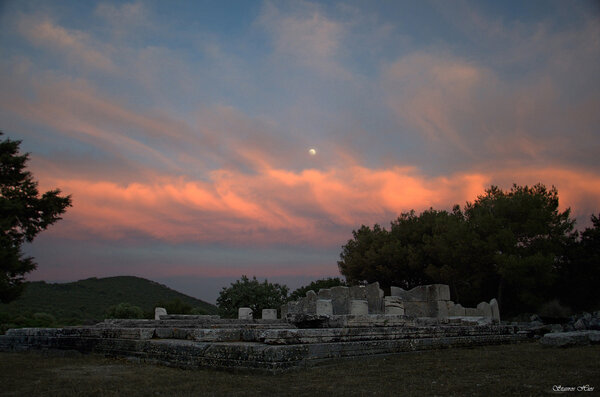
[1,0,599,303]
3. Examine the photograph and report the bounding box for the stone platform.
[0,314,525,372]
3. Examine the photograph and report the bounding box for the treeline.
[216,184,599,319]
[338,184,600,316]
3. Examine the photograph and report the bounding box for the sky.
[1,0,599,304]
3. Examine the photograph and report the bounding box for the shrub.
[105,303,145,319]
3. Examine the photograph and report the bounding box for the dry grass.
[1,342,598,396]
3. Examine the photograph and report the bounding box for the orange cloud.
[35,160,600,249]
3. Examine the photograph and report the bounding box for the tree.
[216,275,289,318]
[556,214,600,311]
[337,183,577,316]
[0,132,72,303]
[288,277,347,301]
[464,184,575,314]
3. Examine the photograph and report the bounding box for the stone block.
[318,288,332,299]
[540,330,600,347]
[384,296,405,315]
[330,286,350,315]
[316,299,333,316]
[448,303,466,316]
[366,282,384,314]
[477,302,492,318]
[490,298,501,322]
[350,300,369,315]
[465,307,483,317]
[302,290,318,315]
[435,300,448,318]
[238,307,253,320]
[349,285,366,299]
[403,301,428,317]
[262,309,277,320]
[389,284,450,302]
[154,307,167,320]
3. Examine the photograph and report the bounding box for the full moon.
[308,148,317,156]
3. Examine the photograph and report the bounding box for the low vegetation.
[1,343,598,396]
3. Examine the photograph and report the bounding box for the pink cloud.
[17,15,115,72]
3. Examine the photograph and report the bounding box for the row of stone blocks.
[0,322,525,372]
[279,283,501,322]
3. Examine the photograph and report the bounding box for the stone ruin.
[281,282,500,323]
[0,283,520,372]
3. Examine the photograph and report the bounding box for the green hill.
[0,276,217,331]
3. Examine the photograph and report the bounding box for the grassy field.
[1,342,598,396]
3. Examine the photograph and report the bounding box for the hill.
[0,276,217,330]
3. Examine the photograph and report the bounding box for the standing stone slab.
[238,307,253,320]
[154,307,167,320]
[384,296,405,315]
[318,289,332,299]
[331,286,350,315]
[262,309,277,320]
[349,285,367,299]
[303,290,318,315]
[366,282,384,314]
[390,286,401,296]
[490,298,501,323]
[477,302,492,318]
[316,299,333,316]
[350,300,369,315]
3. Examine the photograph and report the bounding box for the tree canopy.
[0,132,72,303]
[288,277,347,301]
[338,183,597,315]
[216,275,289,318]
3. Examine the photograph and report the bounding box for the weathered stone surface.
[262,309,277,320]
[477,302,492,318]
[303,290,318,314]
[490,298,501,323]
[316,299,333,316]
[330,286,350,315]
[540,331,600,347]
[465,308,483,317]
[384,296,405,315]
[349,285,367,299]
[350,300,369,315]
[574,318,587,330]
[390,284,450,302]
[365,282,384,314]
[448,303,466,317]
[238,307,253,320]
[403,301,428,317]
[154,307,167,320]
[318,288,332,299]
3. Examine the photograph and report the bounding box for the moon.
[308,148,317,156]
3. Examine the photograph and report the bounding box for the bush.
[31,313,56,327]
[105,303,145,319]
[157,298,193,315]
[217,275,288,319]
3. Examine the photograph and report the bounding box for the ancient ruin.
[0,283,524,372]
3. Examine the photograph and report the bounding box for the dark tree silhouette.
[1,132,71,303]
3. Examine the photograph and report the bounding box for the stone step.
[259,325,517,345]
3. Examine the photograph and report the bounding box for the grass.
[1,342,598,396]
